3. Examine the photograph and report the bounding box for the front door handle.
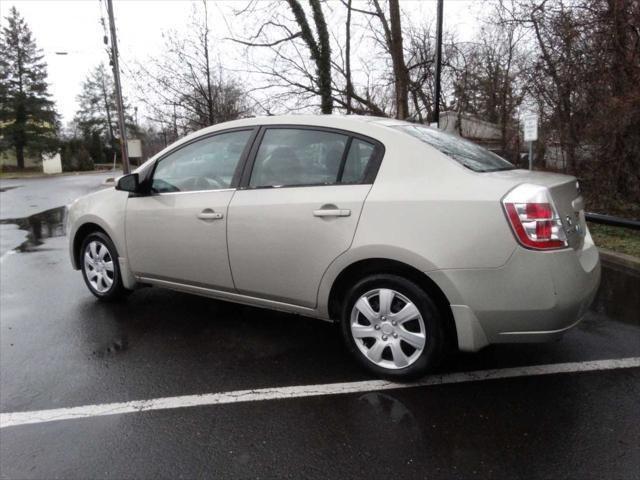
[313,208,351,217]
[197,209,224,220]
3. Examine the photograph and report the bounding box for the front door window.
[152,130,252,193]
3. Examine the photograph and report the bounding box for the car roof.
[198,114,411,129]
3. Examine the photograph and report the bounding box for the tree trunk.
[15,144,25,169]
[100,76,115,150]
[14,100,27,169]
[202,0,214,125]
[345,0,353,114]
[389,0,409,119]
[607,0,634,195]
[287,0,333,114]
[309,0,333,114]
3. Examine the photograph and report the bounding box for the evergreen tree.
[88,131,105,164]
[0,7,58,168]
[74,63,135,163]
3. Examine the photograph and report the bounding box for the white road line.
[2,357,639,429]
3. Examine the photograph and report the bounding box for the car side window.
[152,130,252,193]
[341,139,376,184]
[249,129,348,188]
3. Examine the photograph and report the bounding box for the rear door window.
[341,139,376,184]
[249,129,348,188]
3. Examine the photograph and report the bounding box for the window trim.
[336,136,353,183]
[143,127,259,195]
[238,125,385,190]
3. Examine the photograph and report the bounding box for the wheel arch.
[327,257,458,351]
[72,222,108,269]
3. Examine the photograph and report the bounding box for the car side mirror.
[115,173,140,193]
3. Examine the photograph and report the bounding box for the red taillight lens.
[525,203,553,219]
[535,220,553,239]
[503,185,568,250]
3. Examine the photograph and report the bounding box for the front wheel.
[80,232,129,301]
[341,274,445,380]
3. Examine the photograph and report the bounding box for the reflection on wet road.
[0,206,67,252]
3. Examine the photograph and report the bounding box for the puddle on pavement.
[0,206,67,252]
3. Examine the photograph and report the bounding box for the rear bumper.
[429,231,601,352]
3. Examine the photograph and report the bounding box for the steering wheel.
[205,175,227,189]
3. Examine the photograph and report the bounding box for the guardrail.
[585,212,640,230]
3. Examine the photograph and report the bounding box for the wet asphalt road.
[1,174,639,479]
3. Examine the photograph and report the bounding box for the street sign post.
[523,114,538,170]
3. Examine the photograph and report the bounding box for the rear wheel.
[80,232,129,301]
[341,274,445,380]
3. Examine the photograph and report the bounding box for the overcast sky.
[2,0,479,125]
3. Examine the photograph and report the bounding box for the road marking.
[2,357,639,429]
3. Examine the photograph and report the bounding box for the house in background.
[0,149,41,170]
[438,111,532,166]
[439,111,504,152]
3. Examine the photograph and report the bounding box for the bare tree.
[498,0,640,207]
[444,21,526,160]
[376,0,410,119]
[234,0,333,113]
[133,1,248,139]
[343,0,410,118]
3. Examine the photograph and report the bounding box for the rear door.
[227,126,383,307]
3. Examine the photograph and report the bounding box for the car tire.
[340,274,445,380]
[80,232,129,301]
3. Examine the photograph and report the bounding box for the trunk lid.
[487,169,586,250]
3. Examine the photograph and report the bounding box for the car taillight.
[502,184,568,250]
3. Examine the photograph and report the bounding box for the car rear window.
[392,124,515,172]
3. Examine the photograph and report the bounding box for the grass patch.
[588,223,640,258]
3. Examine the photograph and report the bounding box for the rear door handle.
[313,208,351,217]
[197,209,224,220]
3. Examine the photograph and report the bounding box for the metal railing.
[585,212,640,230]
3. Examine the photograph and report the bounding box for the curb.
[598,248,640,273]
[0,170,115,180]
[593,248,639,326]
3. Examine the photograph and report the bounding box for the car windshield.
[392,124,515,172]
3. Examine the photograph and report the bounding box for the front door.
[228,127,382,307]
[126,129,254,289]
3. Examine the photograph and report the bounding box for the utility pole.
[106,0,130,174]
[433,0,444,127]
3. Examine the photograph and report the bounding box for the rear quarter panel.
[352,134,517,270]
